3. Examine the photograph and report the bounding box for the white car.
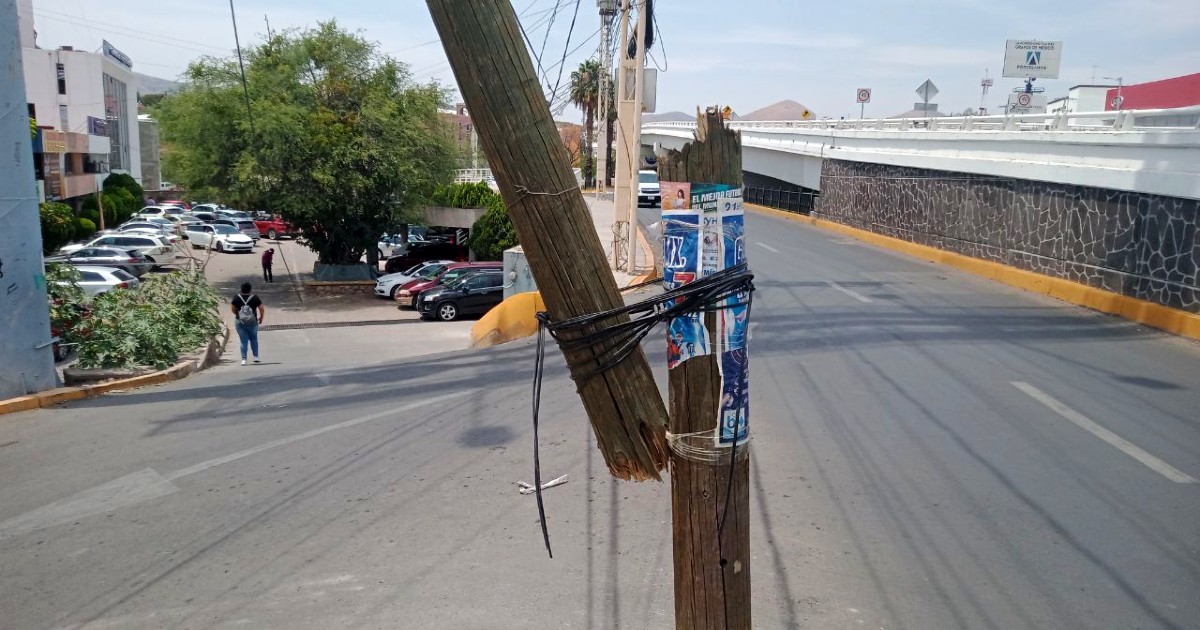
[373,260,452,299]
[61,233,177,265]
[637,169,661,207]
[136,205,184,219]
[113,221,180,244]
[65,265,141,296]
[184,223,255,253]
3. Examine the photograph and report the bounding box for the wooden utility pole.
[658,109,750,629]
[426,0,668,481]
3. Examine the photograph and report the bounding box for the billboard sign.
[102,40,133,69]
[1003,40,1062,79]
[1006,92,1048,114]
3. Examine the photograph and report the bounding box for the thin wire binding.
[529,263,755,557]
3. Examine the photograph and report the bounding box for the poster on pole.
[1002,40,1063,79]
[661,182,750,445]
[661,181,708,369]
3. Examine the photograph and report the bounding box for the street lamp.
[1103,76,1124,110]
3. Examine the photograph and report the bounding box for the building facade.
[1047,85,1117,116]
[1106,73,1200,127]
[18,0,141,204]
[138,115,162,191]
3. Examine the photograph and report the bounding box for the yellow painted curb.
[0,396,41,415]
[748,204,1200,341]
[0,327,230,417]
[469,291,547,349]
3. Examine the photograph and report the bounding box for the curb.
[748,204,1200,341]
[0,327,230,417]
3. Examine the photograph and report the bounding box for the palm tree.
[569,59,601,188]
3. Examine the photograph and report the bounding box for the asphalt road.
[1,209,1198,629]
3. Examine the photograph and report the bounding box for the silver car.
[45,246,156,277]
[61,233,178,265]
[64,265,141,296]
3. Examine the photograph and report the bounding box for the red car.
[254,215,297,240]
[394,261,502,308]
[162,199,191,210]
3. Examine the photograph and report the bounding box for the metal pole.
[627,0,647,273]
[596,4,614,200]
[613,0,632,270]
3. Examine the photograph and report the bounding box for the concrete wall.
[418,206,486,229]
[815,159,1200,313]
[1,0,59,397]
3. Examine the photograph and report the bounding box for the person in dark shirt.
[231,282,265,365]
[261,248,275,283]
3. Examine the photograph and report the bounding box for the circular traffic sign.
[1017,93,1032,107]
[856,88,871,104]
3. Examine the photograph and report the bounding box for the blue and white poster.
[661,181,709,369]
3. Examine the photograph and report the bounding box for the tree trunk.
[584,105,596,189]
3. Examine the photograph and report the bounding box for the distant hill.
[134,72,182,96]
[739,100,815,121]
[643,111,694,123]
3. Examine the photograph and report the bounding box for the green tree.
[157,22,457,265]
[570,59,601,189]
[39,202,74,254]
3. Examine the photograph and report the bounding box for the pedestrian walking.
[261,248,275,283]
[231,282,264,366]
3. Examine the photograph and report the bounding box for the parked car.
[637,169,661,207]
[65,265,141,297]
[161,199,191,211]
[382,241,469,274]
[395,262,503,308]
[61,233,176,265]
[191,203,224,214]
[184,223,255,253]
[417,269,506,321]
[373,260,453,299]
[212,218,261,242]
[44,247,156,277]
[114,221,180,244]
[254,215,297,240]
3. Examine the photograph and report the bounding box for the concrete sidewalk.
[582,195,657,286]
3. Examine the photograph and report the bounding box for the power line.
[545,0,583,106]
[32,8,228,55]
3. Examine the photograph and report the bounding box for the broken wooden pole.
[426,0,668,480]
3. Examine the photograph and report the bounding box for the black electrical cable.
[529,263,754,557]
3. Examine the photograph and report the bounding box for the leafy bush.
[76,270,222,369]
[431,182,500,210]
[469,205,518,261]
[40,202,74,254]
[103,172,145,205]
[45,263,88,347]
[74,217,97,240]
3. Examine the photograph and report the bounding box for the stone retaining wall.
[814,160,1199,312]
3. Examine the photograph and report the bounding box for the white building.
[1048,84,1118,115]
[18,0,141,203]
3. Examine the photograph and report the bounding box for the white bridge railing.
[645,105,1200,133]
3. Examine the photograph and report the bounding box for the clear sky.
[27,0,1200,119]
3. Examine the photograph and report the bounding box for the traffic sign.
[1016,93,1032,107]
[1006,92,1047,114]
[856,88,871,104]
[915,79,939,103]
[801,109,812,120]
[721,105,733,120]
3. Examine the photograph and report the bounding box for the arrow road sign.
[915,79,939,103]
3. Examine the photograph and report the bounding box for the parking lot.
[175,236,477,363]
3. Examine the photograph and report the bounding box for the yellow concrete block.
[746,203,1200,341]
[0,396,43,415]
[36,387,88,406]
[469,291,547,349]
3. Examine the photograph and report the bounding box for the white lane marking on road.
[1011,382,1198,484]
[0,468,179,541]
[755,242,780,253]
[827,281,873,303]
[164,390,475,482]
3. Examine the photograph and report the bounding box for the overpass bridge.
[643,107,1200,317]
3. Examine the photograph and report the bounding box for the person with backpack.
[231,282,264,365]
[261,248,275,283]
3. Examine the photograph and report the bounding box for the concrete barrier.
[469,291,546,349]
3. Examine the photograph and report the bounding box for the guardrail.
[745,187,817,215]
[645,105,1200,133]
